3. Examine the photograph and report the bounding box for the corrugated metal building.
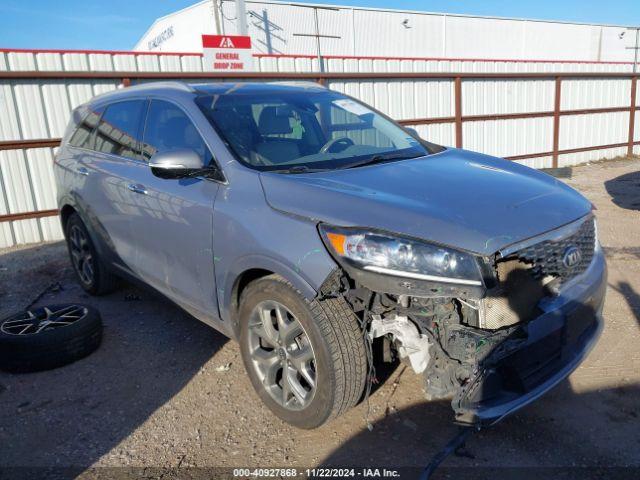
[135,0,638,63]
[2,47,639,248]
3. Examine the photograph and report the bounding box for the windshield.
[195,89,440,172]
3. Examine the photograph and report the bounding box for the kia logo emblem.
[562,246,582,268]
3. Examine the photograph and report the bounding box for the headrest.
[159,116,192,149]
[258,106,293,135]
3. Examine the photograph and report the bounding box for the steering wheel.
[320,137,355,154]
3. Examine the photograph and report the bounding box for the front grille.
[479,216,596,330]
[511,216,596,285]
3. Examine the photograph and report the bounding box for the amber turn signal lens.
[326,232,346,255]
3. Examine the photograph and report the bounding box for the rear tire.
[239,274,367,429]
[65,213,119,295]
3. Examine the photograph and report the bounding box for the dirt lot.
[1,158,639,478]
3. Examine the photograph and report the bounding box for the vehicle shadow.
[321,381,640,478]
[609,280,640,328]
[604,170,640,210]
[0,243,227,474]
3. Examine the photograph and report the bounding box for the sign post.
[202,35,254,72]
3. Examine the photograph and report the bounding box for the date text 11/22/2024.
[232,468,401,477]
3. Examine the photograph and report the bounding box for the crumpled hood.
[259,149,592,256]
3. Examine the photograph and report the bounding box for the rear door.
[73,99,147,272]
[124,98,220,322]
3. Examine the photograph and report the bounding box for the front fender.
[218,253,333,336]
[212,167,340,332]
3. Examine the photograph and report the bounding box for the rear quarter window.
[68,107,103,150]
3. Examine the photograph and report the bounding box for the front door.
[125,99,220,322]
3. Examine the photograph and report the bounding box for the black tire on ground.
[238,274,367,429]
[0,304,103,373]
[65,212,119,295]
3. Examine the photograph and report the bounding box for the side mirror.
[149,149,204,179]
[405,127,421,139]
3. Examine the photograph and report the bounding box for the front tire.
[239,275,367,429]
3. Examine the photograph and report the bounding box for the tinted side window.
[94,100,145,160]
[68,107,103,150]
[141,100,212,165]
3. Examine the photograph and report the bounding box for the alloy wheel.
[69,224,94,285]
[247,300,317,410]
[1,305,88,336]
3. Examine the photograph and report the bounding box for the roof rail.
[87,80,197,105]
[123,80,196,92]
[270,80,327,89]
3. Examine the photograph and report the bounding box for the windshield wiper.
[268,153,423,174]
[269,165,326,174]
[341,153,423,170]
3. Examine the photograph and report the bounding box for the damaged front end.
[318,214,606,426]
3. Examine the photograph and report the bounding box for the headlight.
[319,225,483,286]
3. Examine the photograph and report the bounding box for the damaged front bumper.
[323,217,607,428]
[453,247,606,426]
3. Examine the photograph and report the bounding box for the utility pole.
[211,0,249,36]
[626,27,640,73]
[211,0,223,35]
[292,5,341,73]
[235,0,248,36]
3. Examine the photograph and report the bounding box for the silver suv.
[55,81,606,429]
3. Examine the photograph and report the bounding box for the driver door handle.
[127,183,148,195]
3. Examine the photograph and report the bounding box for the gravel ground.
[0,158,639,478]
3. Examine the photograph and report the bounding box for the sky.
[1,0,640,51]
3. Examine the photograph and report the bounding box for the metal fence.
[1,48,639,248]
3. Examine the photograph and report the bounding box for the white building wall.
[136,2,218,53]
[134,0,637,64]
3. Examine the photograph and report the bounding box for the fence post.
[628,76,637,157]
[552,76,562,168]
[454,76,463,148]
